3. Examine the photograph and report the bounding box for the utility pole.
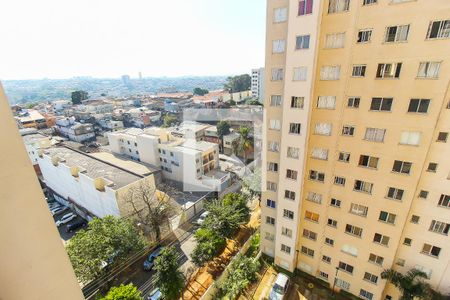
[332,267,339,297]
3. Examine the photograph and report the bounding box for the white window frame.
[417,62,441,79]
[385,24,410,42]
[317,96,336,109]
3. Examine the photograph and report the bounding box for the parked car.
[66,219,87,232]
[269,273,290,300]
[195,211,209,225]
[147,288,162,300]
[56,213,77,226]
[143,246,164,271]
[51,206,68,215]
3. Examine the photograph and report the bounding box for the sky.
[0,0,266,80]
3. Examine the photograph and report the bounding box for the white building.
[80,100,114,114]
[123,107,161,128]
[251,68,265,103]
[38,146,157,219]
[55,117,95,143]
[21,130,57,166]
[108,127,230,191]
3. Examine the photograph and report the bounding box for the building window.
[419,190,429,199]
[301,246,314,257]
[369,253,384,266]
[358,155,379,169]
[269,119,281,130]
[364,128,386,142]
[335,279,350,290]
[271,68,284,81]
[360,289,374,300]
[291,96,304,109]
[270,95,282,107]
[286,169,298,180]
[317,96,336,109]
[426,20,450,39]
[281,244,291,254]
[437,132,448,142]
[354,180,373,194]
[345,224,363,237]
[350,203,368,217]
[410,215,420,224]
[266,199,276,208]
[357,29,372,43]
[311,148,328,160]
[338,152,350,163]
[267,181,277,192]
[438,194,450,208]
[330,198,341,207]
[293,67,308,81]
[298,0,313,16]
[296,35,310,49]
[302,229,317,240]
[421,244,441,258]
[306,191,322,204]
[325,32,345,48]
[363,0,377,5]
[268,141,280,152]
[352,65,366,77]
[319,271,329,280]
[327,218,337,228]
[320,65,341,80]
[408,99,430,113]
[305,210,319,222]
[400,131,421,146]
[392,160,412,174]
[370,97,393,111]
[386,187,404,200]
[373,233,390,246]
[379,211,397,224]
[396,258,406,267]
[283,209,294,220]
[328,0,350,13]
[376,63,402,78]
[342,125,355,136]
[289,123,301,135]
[268,162,278,172]
[334,176,346,186]
[347,97,360,108]
[264,232,275,241]
[314,123,332,135]
[403,238,412,246]
[265,216,275,225]
[417,62,441,79]
[309,170,325,182]
[427,162,438,172]
[429,220,449,235]
[385,25,410,42]
[284,190,296,201]
[325,237,334,246]
[338,261,354,274]
[287,146,300,159]
[282,227,293,238]
[322,255,332,263]
[274,7,288,23]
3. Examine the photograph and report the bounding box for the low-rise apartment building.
[123,107,161,128]
[15,109,47,129]
[251,67,265,103]
[55,117,95,143]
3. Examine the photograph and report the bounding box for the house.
[15,109,47,129]
[55,117,96,143]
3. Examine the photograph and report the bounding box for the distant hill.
[3,76,228,104]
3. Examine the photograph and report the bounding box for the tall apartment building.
[261,1,450,299]
[251,67,265,102]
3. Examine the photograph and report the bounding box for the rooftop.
[90,152,159,176]
[181,140,217,152]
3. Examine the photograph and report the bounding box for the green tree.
[67,216,147,283]
[162,114,177,127]
[224,74,251,93]
[71,90,88,104]
[216,121,231,151]
[191,227,226,266]
[193,87,209,96]
[154,246,184,300]
[381,268,432,300]
[218,254,260,299]
[101,284,143,300]
[233,126,253,163]
[242,167,261,198]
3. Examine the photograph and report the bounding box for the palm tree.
[234,126,253,163]
[381,268,432,300]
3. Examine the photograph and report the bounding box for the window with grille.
[335,279,350,290]
[319,271,329,280]
[370,97,393,111]
[363,0,377,5]
[293,67,307,81]
[421,243,441,258]
[352,65,366,77]
[320,65,341,80]
[296,35,310,49]
[338,261,354,274]
[334,176,346,186]
[369,253,384,266]
[285,190,296,201]
[287,146,300,159]
[386,187,404,200]
[283,209,294,220]
[376,63,402,78]
[408,99,430,113]
[274,7,288,23]
[429,220,449,235]
[360,289,374,300]
[342,244,358,256]
[359,155,379,168]
[400,131,421,146]
[379,211,396,224]
[357,29,372,43]
[309,170,325,182]
[342,125,355,136]
[417,62,441,78]
[314,123,332,135]
[289,123,301,135]
[306,191,322,204]
[328,0,350,13]
[271,68,284,81]
[311,147,328,160]
[325,32,345,48]
[317,96,336,109]
[268,141,280,152]
[302,229,317,240]
[270,95,282,107]
[392,160,412,174]
[272,39,286,53]
[301,246,314,257]
[350,203,368,217]
[364,128,386,142]
[438,194,450,208]
[385,25,410,42]
[291,96,304,108]
[354,180,373,193]
[286,169,298,180]
[373,233,390,246]
[345,224,363,237]
[427,20,450,39]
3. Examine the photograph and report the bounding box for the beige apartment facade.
[261,1,450,299]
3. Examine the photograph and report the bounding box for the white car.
[195,211,209,225]
[269,273,290,300]
[51,206,68,216]
[56,213,77,227]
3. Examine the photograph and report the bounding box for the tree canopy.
[154,246,184,300]
[224,74,251,93]
[216,121,231,138]
[381,268,433,300]
[162,114,177,128]
[101,284,143,300]
[66,216,147,283]
[191,227,226,266]
[71,90,88,104]
[193,87,209,96]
